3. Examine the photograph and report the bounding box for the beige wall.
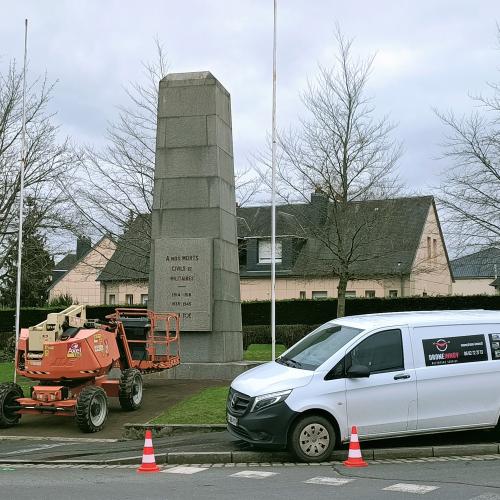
[241,276,405,301]
[102,281,149,305]
[49,237,116,305]
[408,204,453,296]
[452,278,497,296]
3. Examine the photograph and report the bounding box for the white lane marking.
[163,466,208,475]
[383,483,439,494]
[0,436,118,442]
[1,443,73,456]
[304,477,355,486]
[230,470,278,479]
[468,495,500,500]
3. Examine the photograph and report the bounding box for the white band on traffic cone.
[142,454,156,463]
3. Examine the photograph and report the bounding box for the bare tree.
[259,31,402,317]
[0,61,73,283]
[436,71,500,253]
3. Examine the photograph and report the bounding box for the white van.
[227,310,500,462]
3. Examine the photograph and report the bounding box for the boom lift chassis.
[0,306,180,432]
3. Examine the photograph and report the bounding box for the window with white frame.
[125,294,133,305]
[258,239,282,264]
[345,291,356,298]
[108,294,116,305]
[312,291,328,300]
[389,290,398,298]
[141,294,148,306]
[365,290,376,298]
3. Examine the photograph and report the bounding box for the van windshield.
[277,323,362,371]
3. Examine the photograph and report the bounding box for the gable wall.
[49,238,116,305]
[409,204,452,296]
[452,278,497,296]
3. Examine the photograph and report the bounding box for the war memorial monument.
[148,71,246,378]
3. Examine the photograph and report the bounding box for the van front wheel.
[289,414,336,463]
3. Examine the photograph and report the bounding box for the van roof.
[333,309,500,329]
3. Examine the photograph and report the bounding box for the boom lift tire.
[119,368,143,411]
[0,382,23,428]
[76,386,108,432]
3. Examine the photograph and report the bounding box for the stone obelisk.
[149,72,243,367]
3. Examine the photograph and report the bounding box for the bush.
[0,334,14,362]
[47,293,76,307]
[242,295,500,326]
[1,296,498,339]
[0,304,144,333]
[243,324,319,349]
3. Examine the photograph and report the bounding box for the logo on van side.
[423,335,487,366]
[433,339,450,352]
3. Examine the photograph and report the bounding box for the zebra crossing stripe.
[468,495,500,500]
[383,483,440,494]
[304,477,355,486]
[230,470,278,479]
[163,466,208,475]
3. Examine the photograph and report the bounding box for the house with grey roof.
[95,194,453,305]
[451,247,500,296]
[48,236,116,305]
[51,237,91,284]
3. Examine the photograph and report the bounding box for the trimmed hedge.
[0,295,498,342]
[0,305,144,334]
[242,324,319,350]
[242,295,500,326]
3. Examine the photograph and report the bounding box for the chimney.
[76,237,92,259]
[310,189,328,225]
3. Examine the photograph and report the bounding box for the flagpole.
[271,0,277,361]
[14,19,28,383]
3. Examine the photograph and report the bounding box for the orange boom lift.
[0,306,180,432]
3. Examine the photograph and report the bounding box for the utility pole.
[14,19,28,383]
[271,0,277,361]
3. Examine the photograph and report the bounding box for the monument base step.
[144,361,263,381]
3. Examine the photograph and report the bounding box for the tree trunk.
[337,274,348,318]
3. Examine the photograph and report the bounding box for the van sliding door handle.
[394,373,410,380]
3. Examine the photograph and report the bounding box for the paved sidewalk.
[2,428,500,465]
[0,378,226,439]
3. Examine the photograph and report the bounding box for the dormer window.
[258,239,282,264]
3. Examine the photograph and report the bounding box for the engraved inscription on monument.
[154,238,212,331]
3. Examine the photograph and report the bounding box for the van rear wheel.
[289,414,336,463]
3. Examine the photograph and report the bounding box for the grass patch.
[152,344,289,424]
[151,386,229,424]
[0,361,34,394]
[243,343,287,361]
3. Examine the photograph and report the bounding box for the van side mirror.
[347,365,370,378]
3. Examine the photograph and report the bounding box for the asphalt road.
[2,459,500,500]
[2,428,500,463]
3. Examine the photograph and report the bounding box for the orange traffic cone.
[343,426,368,467]
[137,429,160,473]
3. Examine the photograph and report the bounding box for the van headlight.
[250,390,292,413]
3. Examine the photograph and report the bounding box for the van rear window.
[422,335,487,366]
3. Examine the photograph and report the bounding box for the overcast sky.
[1,0,499,194]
